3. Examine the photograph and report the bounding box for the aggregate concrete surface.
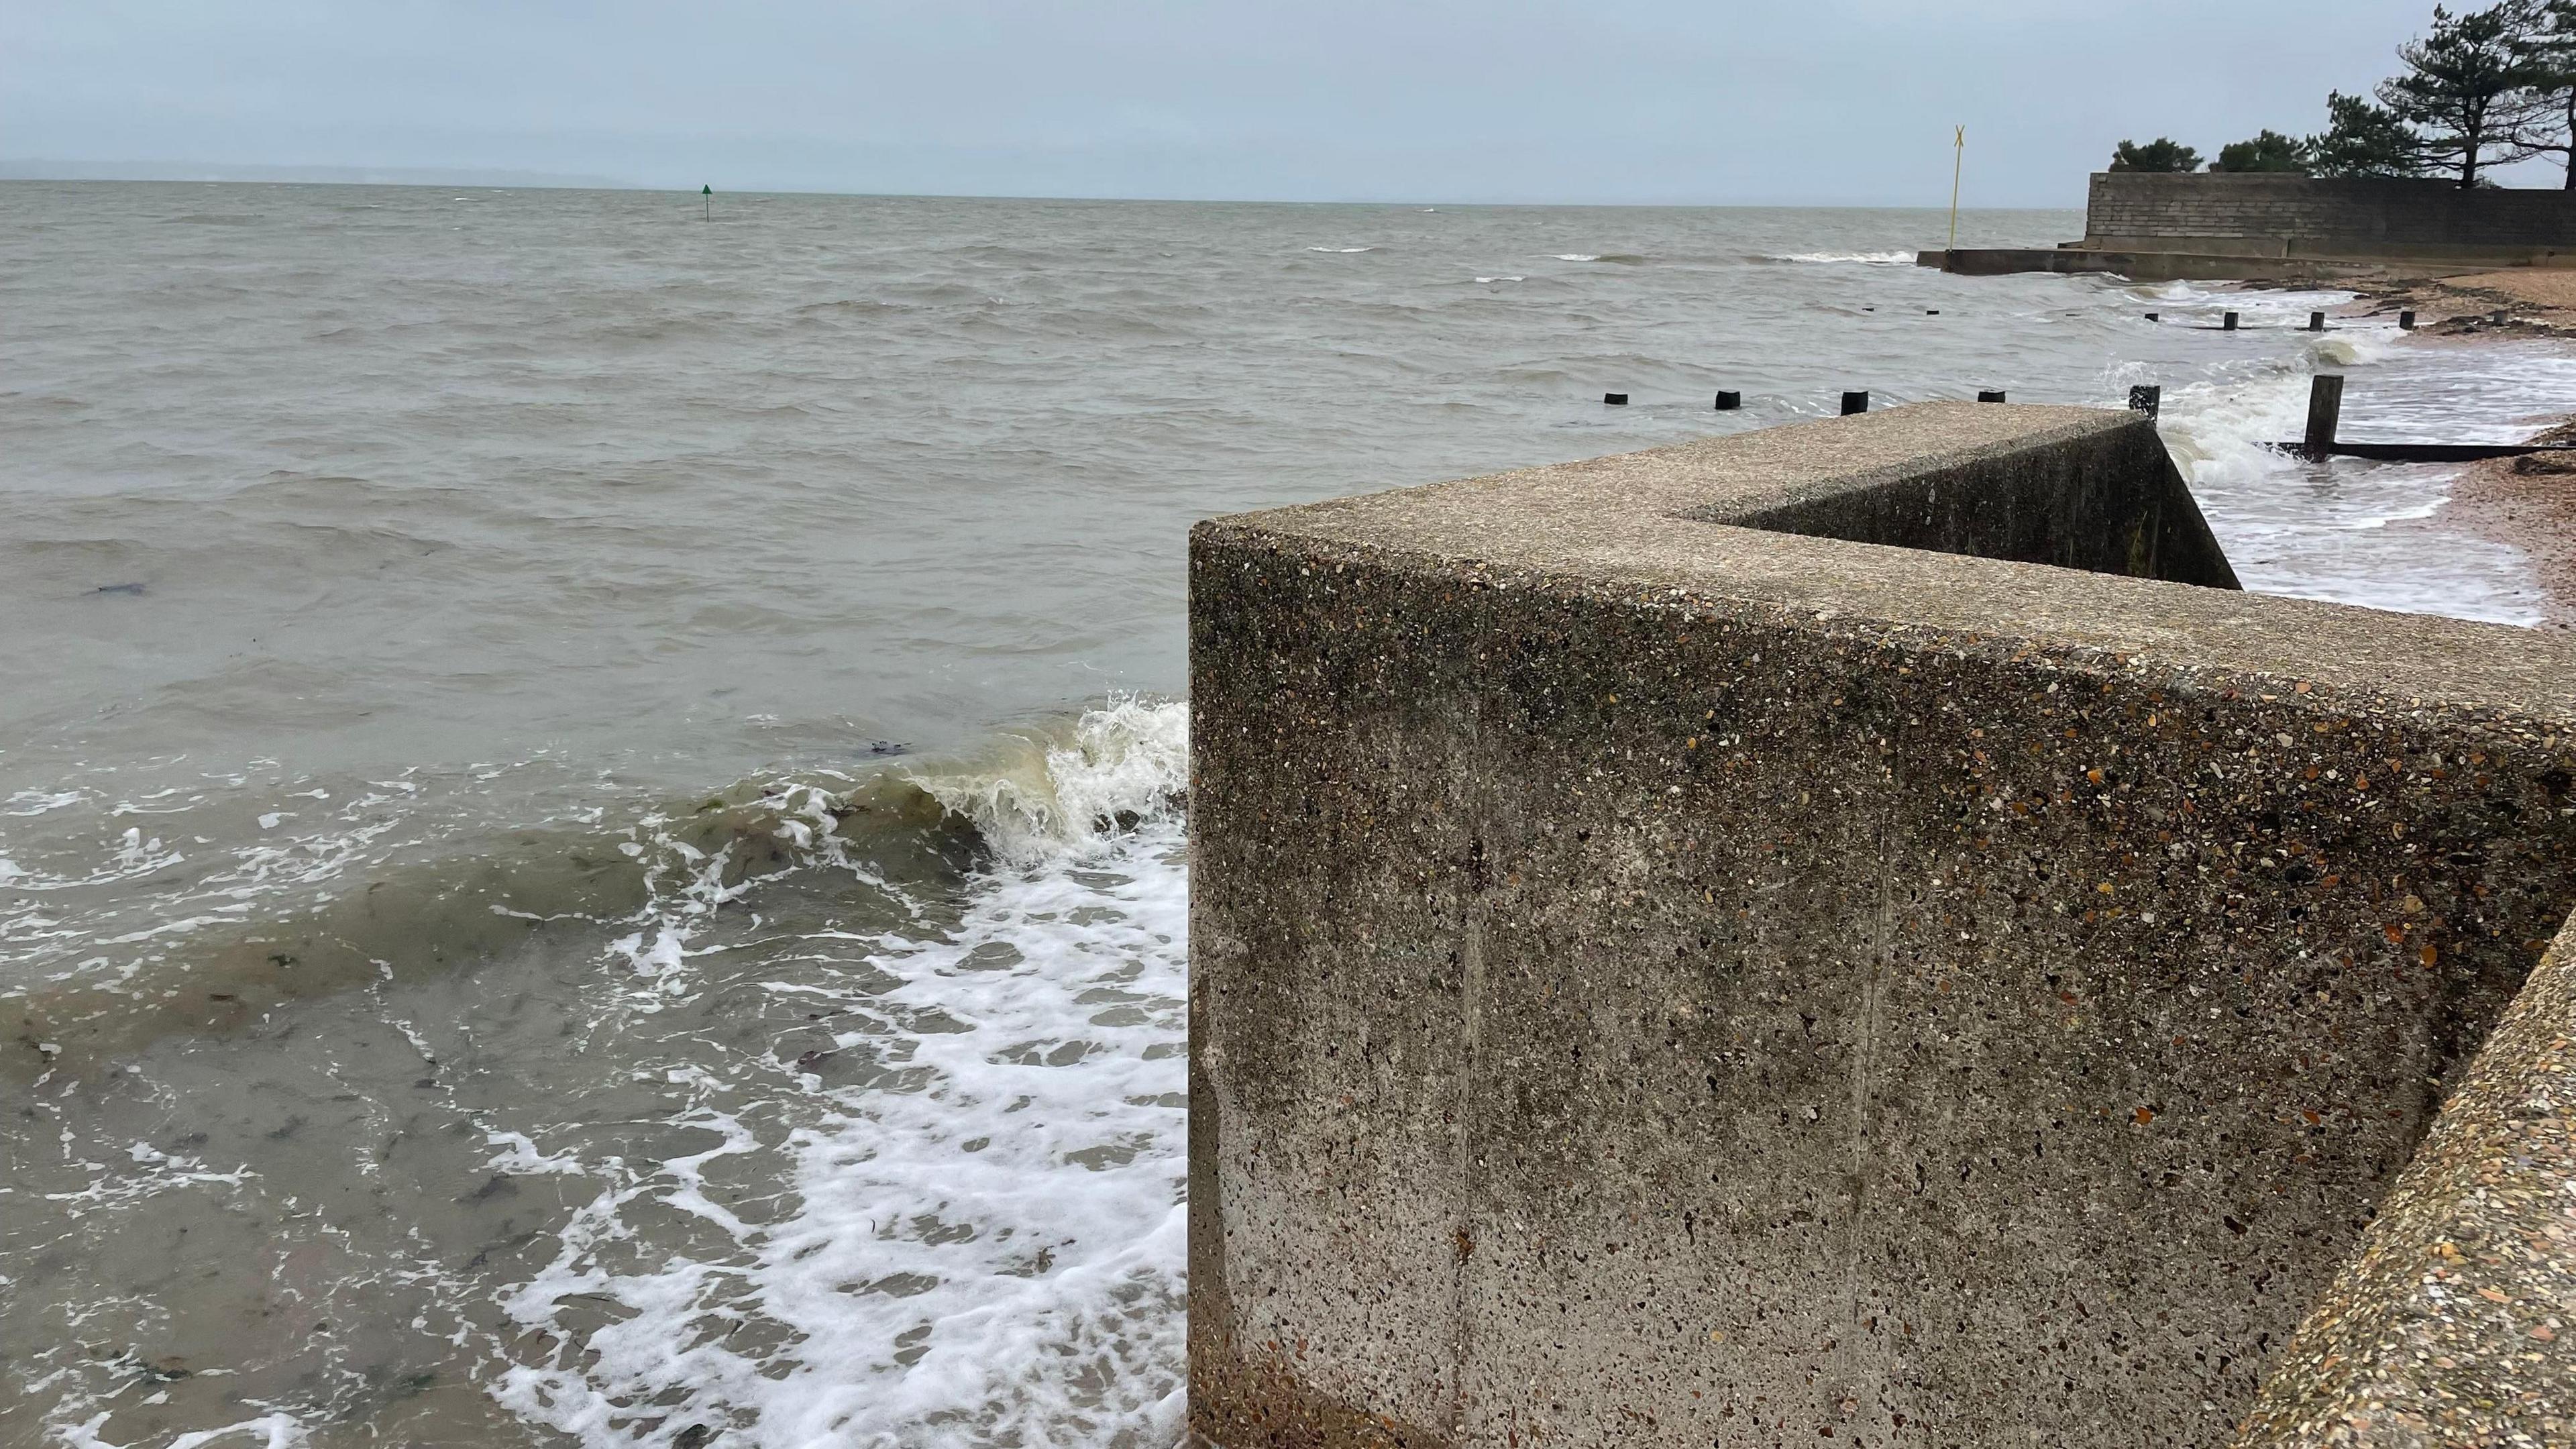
[1187,404,2576,1447]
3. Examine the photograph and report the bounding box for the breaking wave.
[493,697,1190,1448]
[1765,250,1917,265]
[18,698,1193,1449]
[3,703,1185,1078]
[2142,288,2567,624]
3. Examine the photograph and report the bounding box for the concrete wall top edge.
[1195,402,2576,727]
[1220,401,2125,540]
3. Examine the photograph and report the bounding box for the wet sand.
[2444,415,2576,629]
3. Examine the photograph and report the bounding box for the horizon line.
[0,164,2089,212]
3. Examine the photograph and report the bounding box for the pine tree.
[2306,91,2429,176]
[2510,0,2576,187]
[2212,130,2312,172]
[2108,138,2204,173]
[2379,3,2546,186]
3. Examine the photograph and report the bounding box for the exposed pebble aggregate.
[2231,913,2576,1448]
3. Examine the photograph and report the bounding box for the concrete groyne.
[1187,403,2576,1446]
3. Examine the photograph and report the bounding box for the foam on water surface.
[15,702,1190,1449]
[2145,281,2570,625]
[1766,250,1919,265]
[494,825,1187,1448]
[532,700,1191,1448]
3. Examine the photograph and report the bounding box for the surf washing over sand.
[4,184,2572,1447]
[2143,280,2576,625]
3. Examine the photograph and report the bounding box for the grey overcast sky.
[1,1,2534,205]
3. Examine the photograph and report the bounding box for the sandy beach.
[2438,415,2576,629]
[2362,266,2576,335]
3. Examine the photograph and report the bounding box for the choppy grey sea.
[4,182,2571,1448]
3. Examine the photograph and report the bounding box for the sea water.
[1,184,2567,1448]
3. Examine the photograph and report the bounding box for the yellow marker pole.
[1947,126,1966,252]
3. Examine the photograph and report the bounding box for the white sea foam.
[2153,315,2567,625]
[59,1413,309,1449]
[1550,253,1601,262]
[1474,275,1525,284]
[1768,250,1916,265]
[7,789,86,816]
[484,1130,590,1177]
[486,699,1191,1448]
[1303,246,1374,254]
[908,696,1187,865]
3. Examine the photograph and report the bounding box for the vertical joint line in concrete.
[1836,808,1898,1393]
[1446,690,1489,1442]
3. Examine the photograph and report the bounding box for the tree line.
[2110,1,2576,189]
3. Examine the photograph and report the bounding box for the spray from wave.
[904,699,1189,866]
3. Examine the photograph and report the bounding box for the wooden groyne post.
[2277,378,2576,460]
[2302,374,2345,460]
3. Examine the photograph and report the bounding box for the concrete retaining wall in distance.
[2085,172,2576,254]
[1187,403,2576,1448]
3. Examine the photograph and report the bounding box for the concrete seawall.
[1918,248,2400,286]
[2085,173,2576,255]
[1187,404,2576,1446]
[1927,174,2576,279]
